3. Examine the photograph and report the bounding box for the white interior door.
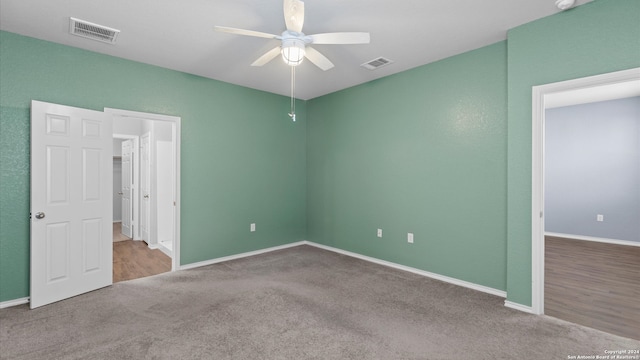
[156,140,174,248]
[140,132,151,243]
[121,139,133,238]
[30,100,113,308]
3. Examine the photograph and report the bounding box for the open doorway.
[531,67,640,339]
[108,108,181,282]
[28,101,181,306]
[112,134,169,282]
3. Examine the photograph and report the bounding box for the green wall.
[0,31,307,302]
[506,0,640,305]
[307,42,508,291]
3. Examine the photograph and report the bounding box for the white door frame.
[113,134,140,240]
[140,131,152,246]
[530,67,640,315]
[106,108,181,271]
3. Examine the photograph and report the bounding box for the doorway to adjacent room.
[109,108,181,282]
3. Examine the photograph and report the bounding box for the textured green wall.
[506,0,640,306]
[0,31,307,302]
[307,42,508,291]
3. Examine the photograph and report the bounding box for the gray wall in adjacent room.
[545,96,640,242]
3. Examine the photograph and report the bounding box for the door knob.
[35,212,45,219]
[118,192,123,195]
[144,194,149,198]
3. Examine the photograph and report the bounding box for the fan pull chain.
[289,66,296,122]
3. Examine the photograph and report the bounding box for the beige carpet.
[1,245,637,359]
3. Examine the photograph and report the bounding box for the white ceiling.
[0,0,593,100]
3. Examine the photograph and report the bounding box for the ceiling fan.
[214,0,371,71]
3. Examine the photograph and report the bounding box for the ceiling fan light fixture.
[281,38,305,66]
[555,0,576,10]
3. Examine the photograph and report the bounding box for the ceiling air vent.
[361,57,393,71]
[69,17,120,44]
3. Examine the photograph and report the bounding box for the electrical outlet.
[596,214,604,222]
[250,223,256,232]
[407,232,414,244]
[377,229,382,238]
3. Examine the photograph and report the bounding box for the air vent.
[361,57,394,70]
[69,17,120,44]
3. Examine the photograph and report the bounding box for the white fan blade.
[251,46,282,67]
[284,0,305,33]
[305,47,334,71]
[214,26,279,40]
[309,32,370,45]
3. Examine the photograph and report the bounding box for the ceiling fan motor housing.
[281,31,306,66]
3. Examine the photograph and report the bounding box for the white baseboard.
[0,297,30,309]
[158,244,172,257]
[305,241,507,298]
[0,241,516,311]
[504,300,535,314]
[179,241,307,271]
[545,232,640,247]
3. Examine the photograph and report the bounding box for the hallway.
[113,222,171,283]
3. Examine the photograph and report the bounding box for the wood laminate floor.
[545,235,640,340]
[113,240,171,283]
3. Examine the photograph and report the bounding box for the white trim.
[179,242,307,271]
[531,67,640,316]
[545,78,640,109]
[532,82,546,316]
[545,232,640,247]
[504,300,535,314]
[158,242,172,257]
[306,242,507,298]
[180,240,506,298]
[2,239,509,309]
[140,131,153,247]
[0,297,30,309]
[106,108,181,122]
[106,108,181,272]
